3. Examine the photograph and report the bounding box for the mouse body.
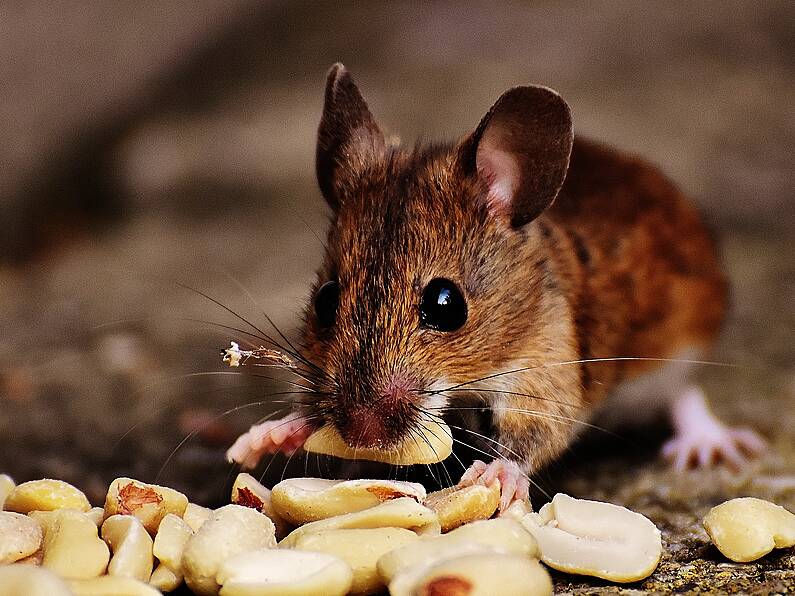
[227,64,764,509]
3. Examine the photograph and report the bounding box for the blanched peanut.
[0,511,43,563]
[291,527,419,594]
[37,509,110,579]
[271,478,426,526]
[104,478,188,535]
[153,513,192,572]
[149,513,191,591]
[0,564,72,596]
[216,549,353,596]
[703,497,795,562]
[425,481,501,532]
[280,497,440,548]
[0,474,16,510]
[182,504,277,596]
[303,419,453,465]
[4,479,90,513]
[149,563,182,592]
[68,575,161,595]
[520,493,662,583]
[231,473,290,538]
[183,502,212,532]
[101,515,154,581]
[389,552,553,596]
[86,507,105,527]
[377,517,538,582]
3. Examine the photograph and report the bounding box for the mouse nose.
[340,407,387,449]
[335,377,415,449]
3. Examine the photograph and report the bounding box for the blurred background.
[1,0,792,517]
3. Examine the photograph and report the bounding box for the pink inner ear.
[476,143,518,216]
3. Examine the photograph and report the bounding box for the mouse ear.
[459,86,573,228]
[316,63,386,210]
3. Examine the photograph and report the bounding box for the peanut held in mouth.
[302,418,453,465]
[703,497,795,562]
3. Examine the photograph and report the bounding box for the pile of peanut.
[2,471,793,595]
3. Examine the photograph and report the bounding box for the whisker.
[425,387,581,409]
[156,404,288,483]
[432,356,738,395]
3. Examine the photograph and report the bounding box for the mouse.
[226,63,765,511]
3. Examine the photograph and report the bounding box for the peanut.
[104,478,188,535]
[182,504,277,596]
[0,511,43,564]
[101,514,154,582]
[520,493,662,583]
[280,497,440,548]
[4,479,90,514]
[291,527,419,594]
[0,564,72,596]
[703,497,795,562]
[424,480,501,532]
[216,549,353,596]
[271,477,425,526]
[37,509,110,579]
[231,472,290,539]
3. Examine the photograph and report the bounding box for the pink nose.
[340,406,387,449]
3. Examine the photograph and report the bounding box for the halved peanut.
[280,497,440,548]
[182,504,277,596]
[425,481,501,532]
[4,479,90,514]
[377,517,538,582]
[291,527,419,594]
[102,514,154,581]
[104,478,188,535]
[520,493,662,582]
[303,419,453,465]
[0,511,43,563]
[0,564,72,596]
[149,563,182,592]
[216,549,353,596]
[37,509,110,579]
[388,552,553,596]
[271,478,426,526]
[0,474,16,510]
[703,497,795,562]
[183,502,212,533]
[231,473,290,538]
[68,576,161,595]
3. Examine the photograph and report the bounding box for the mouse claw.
[226,413,314,469]
[458,458,530,513]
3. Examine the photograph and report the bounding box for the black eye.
[315,280,339,328]
[419,278,467,332]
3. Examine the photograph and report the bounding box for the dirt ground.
[1,2,793,593]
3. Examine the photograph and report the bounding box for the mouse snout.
[334,376,417,449]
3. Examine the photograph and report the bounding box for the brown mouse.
[227,63,765,510]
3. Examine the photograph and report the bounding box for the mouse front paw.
[226,413,314,469]
[458,458,530,513]
[663,387,766,472]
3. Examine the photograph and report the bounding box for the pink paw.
[662,425,766,472]
[459,458,530,513]
[226,413,314,469]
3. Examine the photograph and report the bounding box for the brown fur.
[300,65,727,474]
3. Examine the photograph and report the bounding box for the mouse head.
[301,63,573,457]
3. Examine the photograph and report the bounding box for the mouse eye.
[314,280,339,329]
[419,278,467,332]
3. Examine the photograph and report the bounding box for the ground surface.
[1,2,793,593]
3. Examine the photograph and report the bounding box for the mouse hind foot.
[661,386,766,472]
